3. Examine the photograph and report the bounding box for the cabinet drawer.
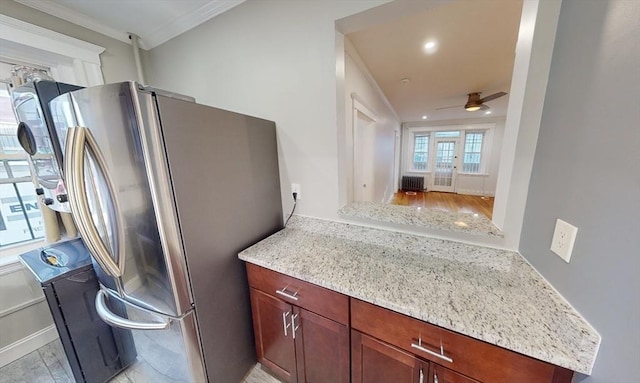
[351,299,572,383]
[246,263,349,325]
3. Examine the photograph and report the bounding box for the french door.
[430,139,458,192]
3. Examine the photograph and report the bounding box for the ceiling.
[347,0,523,123]
[15,0,245,49]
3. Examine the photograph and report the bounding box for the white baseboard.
[0,325,59,368]
[455,189,495,197]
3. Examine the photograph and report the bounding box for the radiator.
[401,176,424,191]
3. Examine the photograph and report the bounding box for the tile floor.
[0,339,281,383]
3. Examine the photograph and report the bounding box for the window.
[412,133,430,171]
[434,130,460,138]
[463,131,485,173]
[0,68,45,248]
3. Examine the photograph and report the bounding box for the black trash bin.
[19,238,134,383]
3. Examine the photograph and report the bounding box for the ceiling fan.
[437,91,508,112]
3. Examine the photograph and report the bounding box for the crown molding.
[143,0,245,49]
[14,0,132,46]
[14,0,246,50]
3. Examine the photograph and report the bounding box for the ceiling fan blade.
[436,104,464,110]
[480,91,507,103]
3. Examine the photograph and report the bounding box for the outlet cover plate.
[551,218,578,263]
[291,183,301,200]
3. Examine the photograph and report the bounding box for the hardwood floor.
[390,191,494,219]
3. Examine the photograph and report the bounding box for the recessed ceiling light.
[485,111,492,115]
[422,115,427,120]
[423,40,438,54]
[401,77,410,84]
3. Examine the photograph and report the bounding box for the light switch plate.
[551,219,578,263]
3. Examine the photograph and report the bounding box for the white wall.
[402,117,505,196]
[344,39,400,203]
[146,0,390,219]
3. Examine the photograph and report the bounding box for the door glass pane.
[434,141,455,187]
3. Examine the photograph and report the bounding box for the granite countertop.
[238,216,600,375]
[338,201,504,238]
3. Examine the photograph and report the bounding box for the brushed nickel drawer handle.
[411,337,453,363]
[276,286,299,301]
[291,313,299,339]
[282,311,291,337]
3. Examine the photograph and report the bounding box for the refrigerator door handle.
[95,289,170,330]
[65,126,123,277]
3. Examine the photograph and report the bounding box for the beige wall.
[0,0,138,83]
[0,266,52,350]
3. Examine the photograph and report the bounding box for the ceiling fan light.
[465,105,481,111]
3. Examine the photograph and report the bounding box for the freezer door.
[96,287,206,383]
[51,82,193,317]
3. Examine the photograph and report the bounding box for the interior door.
[354,112,376,202]
[430,139,458,192]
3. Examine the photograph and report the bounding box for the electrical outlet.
[550,219,578,263]
[291,183,301,200]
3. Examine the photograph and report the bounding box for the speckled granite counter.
[239,216,600,375]
[338,201,504,238]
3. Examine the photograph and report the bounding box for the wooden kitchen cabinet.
[428,364,480,383]
[246,263,576,383]
[352,330,429,383]
[293,306,349,382]
[247,264,349,383]
[249,288,297,381]
[351,299,573,383]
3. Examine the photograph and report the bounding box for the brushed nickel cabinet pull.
[282,311,291,337]
[276,286,299,301]
[411,337,453,363]
[291,313,299,339]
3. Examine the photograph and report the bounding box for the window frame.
[411,132,431,172]
[460,130,487,175]
[0,14,105,260]
[403,124,494,176]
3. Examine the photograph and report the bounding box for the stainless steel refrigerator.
[48,82,283,382]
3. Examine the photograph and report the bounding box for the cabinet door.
[352,330,427,383]
[429,364,481,383]
[250,288,297,382]
[293,307,349,383]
